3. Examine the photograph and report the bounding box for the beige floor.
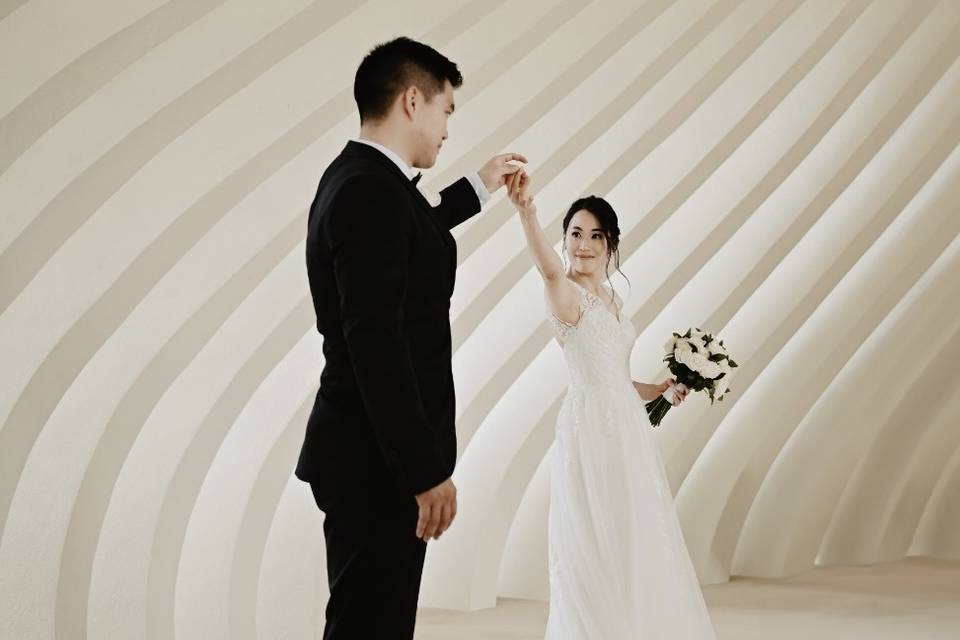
[415,556,960,639]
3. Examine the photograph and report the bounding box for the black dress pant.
[312,483,427,640]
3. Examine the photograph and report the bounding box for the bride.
[506,170,718,639]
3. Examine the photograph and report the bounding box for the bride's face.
[564,210,608,276]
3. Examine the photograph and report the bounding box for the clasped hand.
[478,153,528,193]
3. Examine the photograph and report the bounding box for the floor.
[415,556,960,639]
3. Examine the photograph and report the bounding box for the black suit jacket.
[295,141,482,509]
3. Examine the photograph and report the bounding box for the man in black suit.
[295,36,526,639]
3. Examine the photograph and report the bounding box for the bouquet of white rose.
[645,327,738,427]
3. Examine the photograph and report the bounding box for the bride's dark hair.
[561,196,630,301]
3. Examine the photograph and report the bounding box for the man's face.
[411,80,454,169]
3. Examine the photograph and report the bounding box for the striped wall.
[1,0,959,637]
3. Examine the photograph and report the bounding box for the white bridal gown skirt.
[544,382,718,640]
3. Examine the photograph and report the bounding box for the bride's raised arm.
[506,171,580,326]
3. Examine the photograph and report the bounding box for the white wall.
[1,0,959,637]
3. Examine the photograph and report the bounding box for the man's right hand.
[414,477,457,542]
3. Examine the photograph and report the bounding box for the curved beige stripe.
[453,0,588,106]
[0,0,227,177]
[229,395,312,640]
[0,0,27,22]
[457,324,554,458]
[0,0,362,544]
[669,11,960,486]
[465,396,563,602]
[909,398,960,555]
[818,326,960,563]
[253,474,326,635]
[454,0,812,453]
[876,388,960,559]
[707,108,960,578]
[0,0,358,317]
[729,216,960,576]
[53,216,304,639]
[780,280,960,572]
[144,297,312,640]
[612,0,877,333]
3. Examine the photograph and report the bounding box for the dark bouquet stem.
[645,366,697,428]
[645,394,673,428]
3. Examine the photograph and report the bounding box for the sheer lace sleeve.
[548,308,580,342]
[546,282,600,342]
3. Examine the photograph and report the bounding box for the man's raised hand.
[478,152,528,193]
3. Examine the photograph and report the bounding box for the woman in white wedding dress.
[506,170,718,639]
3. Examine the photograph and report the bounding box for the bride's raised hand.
[507,169,537,217]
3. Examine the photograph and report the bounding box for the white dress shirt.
[354,138,492,206]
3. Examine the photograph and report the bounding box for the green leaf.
[728,359,738,368]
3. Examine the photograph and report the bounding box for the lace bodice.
[547,280,636,392]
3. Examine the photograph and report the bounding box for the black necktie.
[411,172,422,185]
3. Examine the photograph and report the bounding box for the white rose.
[673,346,691,368]
[701,360,724,378]
[676,348,725,379]
[677,349,708,372]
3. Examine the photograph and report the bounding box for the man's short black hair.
[354,37,463,123]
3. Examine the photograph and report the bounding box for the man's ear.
[401,86,419,119]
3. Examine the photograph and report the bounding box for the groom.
[295,37,525,639]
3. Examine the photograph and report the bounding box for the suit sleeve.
[326,175,450,495]
[432,177,483,230]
